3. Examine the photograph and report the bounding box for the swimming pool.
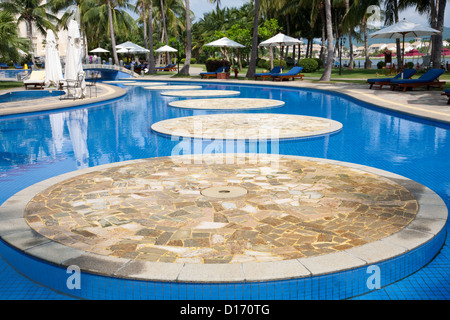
[0,81,448,299]
[0,90,65,103]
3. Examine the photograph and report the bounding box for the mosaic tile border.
[0,155,446,284]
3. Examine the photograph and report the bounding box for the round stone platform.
[144,85,203,90]
[151,114,342,140]
[0,154,446,286]
[160,90,240,97]
[168,98,285,110]
[122,82,167,86]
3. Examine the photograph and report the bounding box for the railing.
[82,64,141,78]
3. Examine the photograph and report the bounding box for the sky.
[189,0,450,27]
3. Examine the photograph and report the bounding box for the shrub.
[313,58,324,69]
[285,57,295,66]
[257,59,268,69]
[269,60,287,70]
[405,61,415,69]
[297,58,319,73]
[377,61,386,69]
[180,58,196,64]
[205,58,230,72]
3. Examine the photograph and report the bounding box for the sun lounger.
[200,66,228,79]
[155,63,175,71]
[254,66,283,81]
[390,68,445,92]
[23,70,46,90]
[367,69,416,90]
[271,66,304,81]
[14,63,23,69]
[0,63,9,69]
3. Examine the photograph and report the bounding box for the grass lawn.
[0,81,23,90]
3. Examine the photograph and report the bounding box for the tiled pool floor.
[0,231,447,300]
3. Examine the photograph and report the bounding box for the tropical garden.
[0,0,447,81]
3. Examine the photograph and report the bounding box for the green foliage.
[313,58,324,69]
[180,58,196,64]
[297,58,319,73]
[405,62,415,69]
[377,61,386,69]
[258,19,280,41]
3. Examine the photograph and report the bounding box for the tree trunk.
[246,0,260,78]
[393,0,402,68]
[148,0,156,73]
[320,0,334,81]
[26,20,36,66]
[431,0,446,68]
[143,3,149,62]
[107,0,119,65]
[346,0,353,70]
[320,6,326,63]
[363,18,370,69]
[180,0,191,75]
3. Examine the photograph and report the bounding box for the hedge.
[297,58,319,73]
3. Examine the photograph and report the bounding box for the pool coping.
[0,83,127,116]
[0,155,447,283]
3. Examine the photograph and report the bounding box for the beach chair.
[254,66,283,81]
[0,63,9,69]
[367,69,417,90]
[390,68,445,92]
[23,70,46,90]
[14,63,23,69]
[271,66,304,81]
[155,63,175,71]
[200,66,228,79]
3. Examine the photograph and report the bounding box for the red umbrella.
[404,49,424,56]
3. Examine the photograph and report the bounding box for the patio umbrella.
[203,37,245,71]
[370,18,439,69]
[259,33,303,68]
[155,45,178,53]
[44,29,63,88]
[89,47,109,53]
[404,49,424,57]
[116,41,150,54]
[65,19,85,97]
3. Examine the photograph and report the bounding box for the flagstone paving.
[151,113,342,140]
[24,154,418,264]
[168,98,285,110]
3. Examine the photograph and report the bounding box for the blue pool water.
[0,90,65,103]
[0,81,448,299]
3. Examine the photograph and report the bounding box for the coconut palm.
[0,10,30,64]
[180,0,192,75]
[246,0,260,78]
[320,0,334,81]
[209,0,221,12]
[0,0,59,65]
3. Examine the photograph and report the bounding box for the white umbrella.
[155,45,178,53]
[44,29,63,88]
[89,47,109,53]
[116,41,150,53]
[259,33,303,68]
[370,18,440,68]
[204,37,245,71]
[65,19,85,97]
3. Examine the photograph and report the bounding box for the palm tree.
[0,10,30,64]
[246,0,260,78]
[147,0,156,73]
[320,0,334,81]
[0,0,59,65]
[180,0,192,75]
[209,0,221,12]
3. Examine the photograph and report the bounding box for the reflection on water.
[0,83,449,207]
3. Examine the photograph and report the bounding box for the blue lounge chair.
[390,68,445,91]
[271,66,304,81]
[254,66,283,81]
[367,69,417,90]
[155,63,175,71]
[200,66,228,79]
[0,63,8,69]
[14,63,23,69]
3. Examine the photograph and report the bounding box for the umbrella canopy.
[44,29,63,87]
[370,19,439,68]
[116,41,149,53]
[65,20,85,97]
[89,47,109,53]
[204,37,245,48]
[404,49,424,57]
[155,45,178,52]
[259,33,303,47]
[259,32,303,68]
[116,48,130,53]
